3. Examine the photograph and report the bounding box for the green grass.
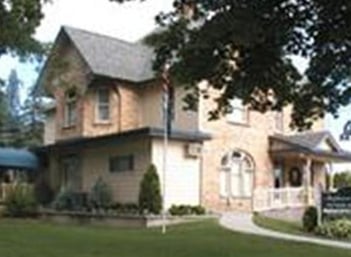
[253,213,307,236]
[0,219,349,257]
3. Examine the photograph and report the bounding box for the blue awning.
[0,148,38,170]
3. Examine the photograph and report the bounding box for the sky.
[0,0,350,171]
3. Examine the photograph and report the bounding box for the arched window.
[220,150,254,198]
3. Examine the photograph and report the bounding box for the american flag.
[161,67,174,136]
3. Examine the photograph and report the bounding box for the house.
[37,26,351,213]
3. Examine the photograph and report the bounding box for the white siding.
[151,139,201,208]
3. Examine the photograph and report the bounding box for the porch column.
[328,162,334,191]
[303,158,312,205]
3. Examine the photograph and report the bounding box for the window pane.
[99,105,110,120]
[109,155,134,172]
[97,89,110,121]
[231,162,241,197]
[242,169,253,197]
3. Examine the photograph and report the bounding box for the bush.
[52,187,87,211]
[169,205,206,216]
[302,206,318,232]
[88,177,113,211]
[4,185,38,217]
[138,164,162,214]
[316,219,351,239]
[333,172,351,189]
[110,203,139,214]
[34,179,54,206]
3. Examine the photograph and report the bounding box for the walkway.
[219,212,351,249]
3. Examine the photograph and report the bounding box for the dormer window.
[64,90,77,127]
[96,88,110,122]
[227,99,248,124]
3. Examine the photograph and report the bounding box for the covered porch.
[0,148,38,201]
[254,131,351,212]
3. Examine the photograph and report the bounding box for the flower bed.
[38,209,215,228]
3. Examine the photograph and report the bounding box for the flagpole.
[162,67,169,235]
[162,93,168,234]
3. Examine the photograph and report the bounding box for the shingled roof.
[269,131,351,162]
[271,131,340,151]
[62,26,155,82]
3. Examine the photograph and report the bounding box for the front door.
[273,161,284,206]
[61,154,81,191]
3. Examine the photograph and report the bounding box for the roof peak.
[62,25,140,46]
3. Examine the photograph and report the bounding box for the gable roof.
[271,131,341,152]
[269,131,351,162]
[61,26,155,83]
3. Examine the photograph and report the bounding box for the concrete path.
[219,212,351,249]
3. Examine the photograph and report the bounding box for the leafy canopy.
[0,0,47,59]
[112,0,351,129]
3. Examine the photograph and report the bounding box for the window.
[109,155,134,173]
[227,99,248,124]
[64,90,77,127]
[96,88,110,122]
[274,111,284,132]
[220,150,254,198]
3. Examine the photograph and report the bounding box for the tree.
[20,83,45,147]
[0,0,46,59]
[139,164,162,214]
[113,0,351,130]
[6,69,22,119]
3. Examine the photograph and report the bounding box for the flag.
[161,68,174,136]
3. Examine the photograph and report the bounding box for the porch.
[254,132,351,212]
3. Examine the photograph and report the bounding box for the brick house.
[38,26,351,212]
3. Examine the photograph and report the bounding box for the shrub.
[302,206,318,232]
[191,205,206,215]
[110,203,139,214]
[4,185,38,217]
[88,177,113,210]
[51,187,86,211]
[334,172,351,189]
[52,187,75,211]
[169,205,206,216]
[34,179,54,206]
[316,219,351,239]
[138,164,162,214]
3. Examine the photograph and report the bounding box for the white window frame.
[227,99,248,125]
[96,88,110,123]
[220,151,254,198]
[64,91,77,127]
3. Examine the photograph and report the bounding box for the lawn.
[0,219,350,257]
[253,213,306,236]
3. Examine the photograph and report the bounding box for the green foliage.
[302,206,318,232]
[4,185,38,217]
[0,0,46,58]
[169,205,206,216]
[88,177,113,210]
[51,187,86,211]
[115,0,351,130]
[316,219,351,239]
[110,203,139,214]
[138,164,162,214]
[334,172,351,189]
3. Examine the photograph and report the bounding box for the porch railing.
[253,187,314,212]
[0,183,32,202]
